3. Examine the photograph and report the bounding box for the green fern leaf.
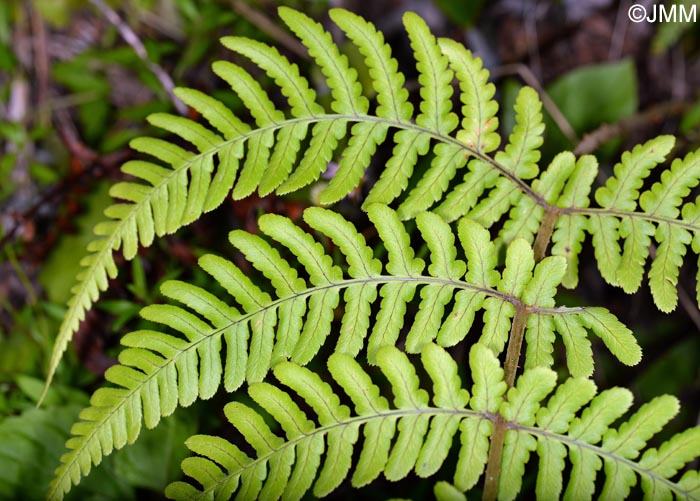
[638,149,700,310]
[499,367,557,500]
[599,395,679,499]
[435,159,499,223]
[491,88,547,243]
[303,207,382,357]
[330,8,411,121]
[596,135,675,211]
[45,7,529,397]
[435,86,541,224]
[281,120,348,195]
[328,354,393,487]
[522,255,567,308]
[588,135,675,288]
[551,314,594,377]
[221,36,322,118]
[406,13,457,134]
[497,151,574,244]
[524,314,557,371]
[51,204,646,499]
[50,6,700,408]
[497,86,544,179]
[364,130,430,207]
[616,216,655,293]
[397,144,466,219]
[434,481,467,501]
[577,307,642,366]
[164,344,486,499]
[159,343,700,500]
[588,214,623,286]
[638,427,700,497]
[395,12,460,217]
[405,212,466,352]
[319,122,389,204]
[500,239,535,298]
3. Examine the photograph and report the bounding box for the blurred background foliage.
[1,0,699,498]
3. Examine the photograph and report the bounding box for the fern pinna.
[163,344,700,501]
[45,6,700,501]
[50,206,696,500]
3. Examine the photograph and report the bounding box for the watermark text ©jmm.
[628,3,697,23]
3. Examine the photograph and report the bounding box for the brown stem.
[482,197,555,499]
[503,303,529,388]
[481,302,529,501]
[482,414,507,501]
[533,206,560,262]
[89,0,187,115]
[491,63,579,145]
[573,100,690,156]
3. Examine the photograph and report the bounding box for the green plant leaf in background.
[543,59,638,159]
[52,58,112,145]
[113,406,198,492]
[0,404,133,500]
[434,0,485,26]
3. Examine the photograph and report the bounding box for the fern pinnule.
[279,7,367,116]
[550,154,598,288]
[221,36,323,118]
[339,5,418,207]
[439,38,499,154]
[394,13,460,217]
[329,8,411,121]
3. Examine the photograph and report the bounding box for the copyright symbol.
[628,4,646,22]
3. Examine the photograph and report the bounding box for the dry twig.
[491,62,580,144]
[231,0,309,60]
[574,100,690,156]
[89,0,187,115]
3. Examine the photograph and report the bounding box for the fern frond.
[48,8,515,393]
[50,205,640,498]
[164,343,700,500]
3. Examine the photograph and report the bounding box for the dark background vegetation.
[1,0,699,498]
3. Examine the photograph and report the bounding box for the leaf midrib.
[51,273,588,495]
